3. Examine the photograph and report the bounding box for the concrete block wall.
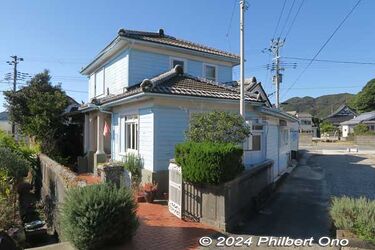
[180,160,274,232]
[355,135,375,147]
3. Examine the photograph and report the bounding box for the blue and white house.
[79,28,298,192]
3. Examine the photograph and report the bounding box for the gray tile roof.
[341,111,375,125]
[92,66,262,106]
[118,29,240,60]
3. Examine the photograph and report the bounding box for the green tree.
[353,124,374,135]
[351,79,375,113]
[320,121,337,134]
[4,70,81,161]
[185,111,251,144]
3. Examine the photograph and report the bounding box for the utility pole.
[269,38,285,109]
[6,55,24,136]
[239,0,248,118]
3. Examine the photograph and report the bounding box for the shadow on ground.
[234,152,375,241]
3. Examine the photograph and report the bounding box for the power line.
[284,0,305,40]
[283,56,375,65]
[278,0,296,38]
[226,0,238,38]
[272,0,287,39]
[281,85,363,90]
[282,0,362,98]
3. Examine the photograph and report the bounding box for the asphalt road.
[234,150,375,240]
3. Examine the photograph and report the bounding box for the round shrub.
[175,142,244,185]
[60,184,138,250]
[185,111,251,144]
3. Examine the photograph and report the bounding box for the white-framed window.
[170,57,187,71]
[245,121,263,151]
[95,68,105,96]
[120,115,138,154]
[282,129,289,145]
[203,64,217,81]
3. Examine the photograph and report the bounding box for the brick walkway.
[118,202,217,250]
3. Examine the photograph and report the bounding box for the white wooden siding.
[266,124,280,179]
[88,74,95,101]
[138,108,154,172]
[111,113,120,161]
[104,50,129,95]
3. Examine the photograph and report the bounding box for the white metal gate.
[168,162,182,218]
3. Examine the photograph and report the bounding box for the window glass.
[204,65,216,81]
[172,59,185,69]
[251,135,261,151]
[124,115,138,151]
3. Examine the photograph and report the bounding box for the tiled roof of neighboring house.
[118,29,240,60]
[0,112,8,121]
[224,77,272,107]
[324,104,358,119]
[341,111,375,125]
[86,66,263,107]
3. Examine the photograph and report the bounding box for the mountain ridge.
[280,93,355,118]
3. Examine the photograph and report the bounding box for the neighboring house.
[341,111,375,138]
[323,104,357,126]
[287,112,318,137]
[79,28,299,192]
[0,111,12,135]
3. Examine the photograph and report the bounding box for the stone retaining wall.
[39,154,87,236]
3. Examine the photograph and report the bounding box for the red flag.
[103,121,110,136]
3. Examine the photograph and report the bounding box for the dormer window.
[203,64,217,81]
[170,57,186,71]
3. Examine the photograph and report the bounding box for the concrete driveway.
[234,148,375,240]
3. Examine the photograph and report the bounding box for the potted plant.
[142,182,158,203]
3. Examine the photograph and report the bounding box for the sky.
[0,0,374,112]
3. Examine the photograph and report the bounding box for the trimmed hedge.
[330,196,375,244]
[175,142,244,185]
[60,184,138,250]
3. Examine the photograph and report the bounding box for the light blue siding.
[128,49,233,86]
[153,107,189,171]
[128,49,170,85]
[187,59,202,76]
[139,108,154,171]
[217,65,232,82]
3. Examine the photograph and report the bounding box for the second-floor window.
[171,57,186,71]
[204,64,217,81]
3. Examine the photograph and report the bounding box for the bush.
[175,142,244,185]
[185,111,250,144]
[353,124,375,135]
[320,121,337,134]
[330,196,375,244]
[0,147,30,183]
[123,153,143,188]
[60,184,138,250]
[0,195,20,230]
